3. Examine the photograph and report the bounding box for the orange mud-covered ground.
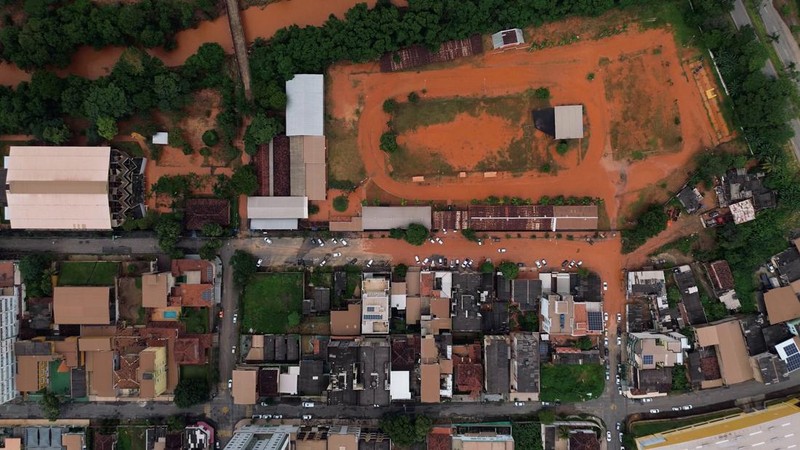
[328,27,718,226]
[396,112,523,171]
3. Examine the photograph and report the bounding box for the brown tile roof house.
[184,198,230,231]
[695,319,753,385]
[427,428,453,450]
[54,287,111,325]
[171,259,214,283]
[331,303,362,336]
[142,273,174,308]
[764,285,800,324]
[85,350,116,397]
[232,369,258,405]
[15,354,56,392]
[708,260,735,292]
[170,284,214,307]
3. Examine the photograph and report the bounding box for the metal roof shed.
[247,196,308,230]
[361,206,432,230]
[554,105,584,140]
[286,74,324,136]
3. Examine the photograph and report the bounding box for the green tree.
[393,264,408,279]
[671,364,690,392]
[173,378,210,408]
[83,82,130,119]
[538,409,556,425]
[621,204,668,253]
[182,42,227,89]
[462,228,478,242]
[199,239,222,260]
[39,390,61,421]
[498,261,519,280]
[379,131,399,153]
[230,250,257,288]
[308,202,320,215]
[574,336,593,350]
[153,72,188,111]
[41,121,70,144]
[480,260,494,273]
[403,223,429,246]
[19,254,52,298]
[201,223,225,237]
[287,311,301,327]
[407,91,420,103]
[383,98,398,113]
[379,415,432,447]
[333,195,350,212]
[244,114,283,155]
[202,129,220,146]
[534,87,550,99]
[230,165,259,196]
[96,116,118,141]
[155,216,182,257]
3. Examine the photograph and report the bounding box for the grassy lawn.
[539,363,605,402]
[327,118,365,186]
[387,92,551,177]
[180,364,210,382]
[58,261,120,286]
[242,272,303,333]
[116,427,147,450]
[48,360,70,395]
[180,307,209,334]
[630,409,740,437]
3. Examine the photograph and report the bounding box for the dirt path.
[0,0,387,86]
[622,214,705,269]
[328,28,717,226]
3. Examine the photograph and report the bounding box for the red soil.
[327,28,718,227]
[397,112,521,171]
[145,148,233,213]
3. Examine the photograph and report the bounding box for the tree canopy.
[173,378,210,408]
[231,250,257,288]
[498,261,519,279]
[19,254,53,298]
[404,223,429,246]
[379,414,432,448]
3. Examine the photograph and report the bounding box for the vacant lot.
[181,307,209,334]
[539,363,604,402]
[116,427,146,450]
[58,261,119,286]
[388,93,552,177]
[117,278,145,325]
[604,49,682,160]
[180,364,210,382]
[327,118,365,186]
[242,272,303,333]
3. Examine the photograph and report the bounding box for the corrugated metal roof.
[247,196,308,219]
[286,74,324,136]
[362,206,432,230]
[249,218,300,230]
[5,146,112,230]
[554,105,584,140]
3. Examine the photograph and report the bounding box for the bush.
[379,131,399,153]
[202,129,219,146]
[389,228,405,239]
[407,91,420,103]
[230,250,257,289]
[328,179,357,191]
[462,228,478,242]
[379,415,431,447]
[498,261,519,280]
[393,264,408,280]
[404,223,429,246]
[383,98,398,113]
[480,261,494,273]
[308,202,320,215]
[333,195,349,212]
[174,378,210,408]
[555,140,569,155]
[534,87,550,99]
[621,204,668,253]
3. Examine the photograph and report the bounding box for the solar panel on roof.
[785,343,799,356]
[364,314,383,320]
[786,353,800,372]
[587,312,603,331]
[643,355,654,365]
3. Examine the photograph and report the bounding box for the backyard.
[116,427,147,450]
[241,272,303,333]
[180,308,209,334]
[539,363,605,402]
[58,261,120,286]
[180,364,211,383]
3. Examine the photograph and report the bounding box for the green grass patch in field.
[539,363,605,402]
[327,118,365,185]
[630,409,741,437]
[58,261,120,286]
[116,427,147,450]
[651,234,699,256]
[636,1,696,47]
[180,364,210,382]
[242,272,303,333]
[48,360,71,395]
[180,307,209,334]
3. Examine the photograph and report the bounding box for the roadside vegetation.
[379,415,432,448]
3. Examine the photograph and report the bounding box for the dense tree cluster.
[248,0,650,111]
[230,250,257,288]
[0,0,217,70]
[173,378,210,408]
[621,204,668,253]
[379,414,432,448]
[19,254,53,298]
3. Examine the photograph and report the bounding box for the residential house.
[361,273,390,335]
[706,260,740,310]
[509,332,539,401]
[676,185,704,214]
[763,285,800,325]
[673,266,707,325]
[0,261,20,404]
[626,332,689,396]
[540,293,603,337]
[223,425,295,450]
[484,335,510,399]
[420,334,453,403]
[695,319,754,386]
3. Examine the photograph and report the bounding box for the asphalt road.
[730,0,800,162]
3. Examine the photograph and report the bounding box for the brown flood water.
[0,0,386,86]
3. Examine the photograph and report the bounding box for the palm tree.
[557,426,571,440]
[761,155,778,173]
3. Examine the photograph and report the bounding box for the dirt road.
[328,28,716,226]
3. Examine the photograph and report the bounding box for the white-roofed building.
[286,74,324,137]
[4,146,145,230]
[554,105,584,139]
[361,206,432,230]
[390,370,411,400]
[491,29,524,49]
[247,196,308,230]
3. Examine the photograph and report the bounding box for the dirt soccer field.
[327,26,720,225]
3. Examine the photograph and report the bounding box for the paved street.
[730,0,800,162]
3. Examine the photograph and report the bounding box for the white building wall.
[0,284,19,404]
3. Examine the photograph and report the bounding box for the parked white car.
[303,415,312,420]
[257,259,263,267]
[498,248,507,253]
[264,237,272,244]
[332,252,341,257]
[603,281,608,291]
[606,431,611,442]
[302,402,315,408]
[228,379,232,389]
[649,409,660,414]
